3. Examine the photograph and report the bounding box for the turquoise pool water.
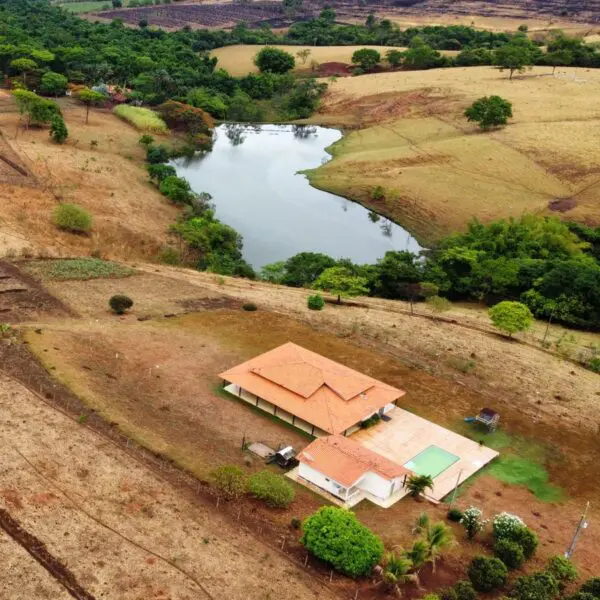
[404,446,459,478]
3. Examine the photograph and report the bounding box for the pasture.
[310,65,600,244]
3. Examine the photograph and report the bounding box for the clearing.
[308,65,600,244]
[7,260,598,584]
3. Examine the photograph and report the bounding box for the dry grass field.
[211,45,407,75]
[0,90,177,261]
[308,65,600,244]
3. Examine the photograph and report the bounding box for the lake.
[172,124,421,269]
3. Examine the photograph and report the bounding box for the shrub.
[147,163,176,184]
[247,470,294,507]
[447,508,464,522]
[114,105,168,133]
[454,580,478,600]
[465,95,513,130]
[290,517,301,529]
[493,512,525,540]
[512,572,559,600]
[52,203,92,234]
[209,465,246,501]
[40,71,68,97]
[49,114,68,144]
[146,144,171,164]
[139,133,155,147]
[351,48,381,71]
[547,556,577,588]
[301,506,384,577]
[494,538,525,569]
[307,294,325,310]
[156,100,214,136]
[580,579,600,598]
[159,175,194,204]
[461,506,486,539]
[488,301,533,337]
[242,302,257,311]
[510,526,539,560]
[158,246,180,265]
[109,294,133,315]
[468,556,508,592]
[440,588,458,600]
[568,594,597,600]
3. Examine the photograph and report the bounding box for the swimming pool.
[404,445,459,478]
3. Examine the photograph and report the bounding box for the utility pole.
[565,501,590,559]
[449,469,464,510]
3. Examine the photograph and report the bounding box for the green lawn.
[56,1,111,13]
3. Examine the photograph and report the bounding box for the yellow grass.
[309,65,600,244]
[211,45,409,75]
[113,105,168,134]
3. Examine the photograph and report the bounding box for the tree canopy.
[254,47,295,74]
[488,301,533,336]
[465,96,513,130]
[313,266,369,303]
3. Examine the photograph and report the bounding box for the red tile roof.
[297,435,412,487]
[219,342,405,435]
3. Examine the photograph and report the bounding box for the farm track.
[0,508,96,600]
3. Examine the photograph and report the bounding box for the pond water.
[172,124,421,269]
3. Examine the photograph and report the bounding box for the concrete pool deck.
[352,408,499,501]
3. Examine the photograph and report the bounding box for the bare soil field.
[0,372,340,600]
[0,91,177,261]
[309,66,600,244]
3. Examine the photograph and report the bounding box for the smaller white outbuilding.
[296,435,413,507]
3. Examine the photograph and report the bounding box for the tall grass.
[25,258,135,281]
[113,105,168,134]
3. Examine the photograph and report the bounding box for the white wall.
[299,463,349,499]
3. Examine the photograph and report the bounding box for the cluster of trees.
[258,216,600,331]
[0,0,326,122]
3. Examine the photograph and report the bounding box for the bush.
[440,588,458,600]
[139,133,155,147]
[159,175,194,204]
[307,294,325,310]
[242,302,257,311]
[114,105,168,133]
[512,572,559,600]
[465,95,513,130]
[40,71,68,97]
[49,114,68,144]
[454,580,478,600]
[209,465,246,501]
[567,594,597,600]
[547,556,577,588]
[147,163,176,184]
[493,512,525,540]
[461,506,486,539]
[301,506,384,577]
[52,203,92,234]
[351,48,381,71]
[146,144,171,164]
[109,294,133,315]
[468,556,508,592]
[290,517,301,529]
[447,508,464,522]
[494,538,525,569]
[247,470,294,507]
[580,579,600,598]
[510,526,539,560]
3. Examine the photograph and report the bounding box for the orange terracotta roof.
[219,342,405,434]
[297,435,412,487]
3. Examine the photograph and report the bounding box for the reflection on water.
[172,124,421,269]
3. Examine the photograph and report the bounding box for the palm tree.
[405,540,427,584]
[377,552,418,597]
[406,474,434,499]
[425,521,454,572]
[412,512,430,535]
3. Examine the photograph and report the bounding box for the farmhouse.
[219,342,405,437]
[296,435,412,507]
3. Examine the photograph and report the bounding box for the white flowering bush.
[493,512,525,540]
[461,506,487,539]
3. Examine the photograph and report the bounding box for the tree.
[460,506,485,540]
[10,57,37,85]
[488,301,533,337]
[544,49,573,73]
[109,294,133,315]
[49,114,68,144]
[378,552,417,596]
[406,539,428,572]
[52,203,92,234]
[454,581,478,600]
[313,266,369,304]
[580,578,600,598]
[468,556,508,592]
[296,48,311,65]
[39,72,68,97]
[301,506,384,577]
[425,521,454,572]
[406,474,434,499]
[465,96,513,130]
[13,90,60,127]
[351,48,381,71]
[494,43,533,79]
[247,470,295,507]
[254,47,295,74]
[75,88,106,124]
[402,42,445,69]
[282,252,336,287]
[112,0,122,6]
[386,49,403,67]
[209,465,246,501]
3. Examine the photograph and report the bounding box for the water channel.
[172,123,421,269]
